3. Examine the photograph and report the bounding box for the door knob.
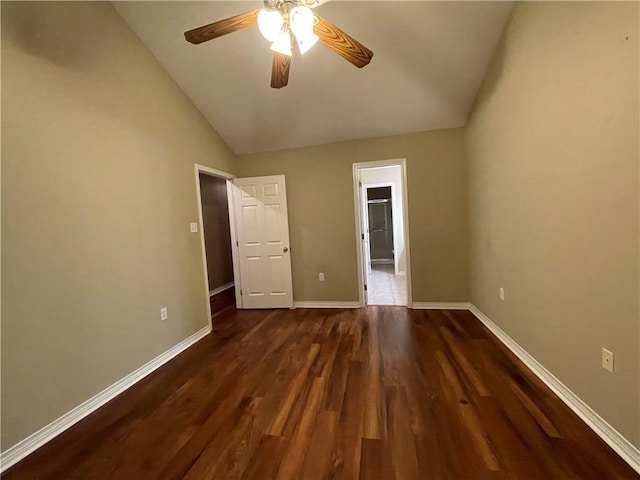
[283,246,289,253]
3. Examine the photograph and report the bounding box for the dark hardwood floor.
[4,298,637,479]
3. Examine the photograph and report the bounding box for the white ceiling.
[113,1,513,154]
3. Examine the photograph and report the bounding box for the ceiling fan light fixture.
[270,31,292,56]
[184,5,373,89]
[296,32,319,55]
[289,6,315,39]
[257,9,284,41]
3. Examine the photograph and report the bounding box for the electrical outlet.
[602,348,614,373]
[190,223,198,233]
[499,287,505,301]
[160,307,168,321]
[319,273,325,281]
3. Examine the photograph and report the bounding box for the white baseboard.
[411,302,471,310]
[468,305,640,474]
[0,325,211,473]
[293,301,361,309]
[209,281,234,297]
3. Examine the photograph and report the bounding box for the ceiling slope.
[114,1,513,154]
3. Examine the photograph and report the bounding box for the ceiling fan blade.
[184,10,259,45]
[313,15,373,68]
[271,52,291,89]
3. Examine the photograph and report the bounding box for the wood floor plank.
[458,403,502,472]
[4,296,637,480]
[278,377,326,480]
[361,308,386,440]
[359,438,395,480]
[386,385,420,480]
[505,374,562,439]
[440,325,492,396]
[268,343,321,436]
[240,434,286,480]
[299,410,340,479]
[336,360,367,480]
[323,334,353,411]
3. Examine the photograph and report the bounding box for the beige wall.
[1,1,236,450]
[199,175,234,291]
[236,129,469,303]
[466,1,639,447]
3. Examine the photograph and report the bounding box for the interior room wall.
[199,175,234,293]
[235,128,469,304]
[466,1,639,447]
[1,1,236,451]
[360,166,406,275]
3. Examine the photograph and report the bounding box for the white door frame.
[194,164,243,331]
[361,181,399,275]
[360,183,372,276]
[352,159,412,307]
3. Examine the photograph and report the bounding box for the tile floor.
[367,264,407,306]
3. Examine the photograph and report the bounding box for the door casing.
[352,159,412,307]
[194,164,242,329]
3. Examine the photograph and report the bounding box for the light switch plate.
[190,223,198,233]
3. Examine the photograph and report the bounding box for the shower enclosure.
[367,186,394,264]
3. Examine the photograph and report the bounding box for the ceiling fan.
[184,0,373,89]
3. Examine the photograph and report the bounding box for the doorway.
[195,165,239,326]
[196,167,295,321]
[353,160,412,307]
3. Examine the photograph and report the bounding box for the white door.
[232,175,293,308]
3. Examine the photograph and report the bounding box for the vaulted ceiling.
[114,1,513,154]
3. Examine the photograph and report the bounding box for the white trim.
[293,301,361,309]
[209,281,234,297]
[411,302,471,310]
[194,164,235,180]
[398,160,412,307]
[352,169,366,307]
[468,305,640,474]
[226,181,243,309]
[353,159,412,309]
[0,326,211,473]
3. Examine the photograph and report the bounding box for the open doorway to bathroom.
[353,160,412,307]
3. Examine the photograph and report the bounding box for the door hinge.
[364,284,368,291]
[361,233,365,240]
[240,289,243,296]
[236,240,239,247]
[358,181,362,188]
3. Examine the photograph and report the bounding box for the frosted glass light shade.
[296,32,319,55]
[257,9,284,41]
[270,31,292,56]
[289,6,315,39]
